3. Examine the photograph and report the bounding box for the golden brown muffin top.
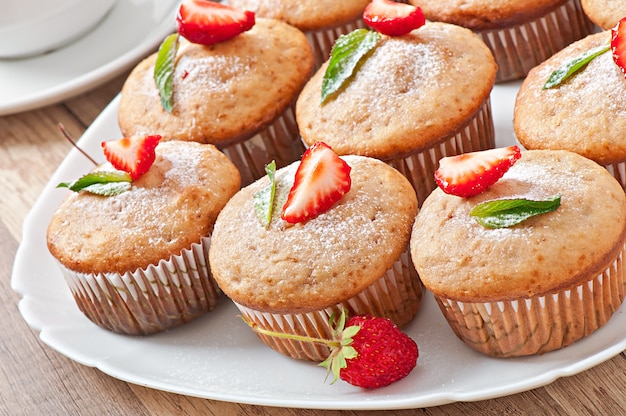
[209,156,418,314]
[581,0,626,30]
[118,18,313,146]
[47,141,241,275]
[410,0,568,31]
[411,150,626,303]
[296,22,496,161]
[228,0,370,31]
[514,31,626,166]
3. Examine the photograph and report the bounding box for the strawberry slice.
[281,142,352,224]
[176,0,255,46]
[434,146,522,198]
[612,17,626,77]
[101,135,162,180]
[363,0,426,37]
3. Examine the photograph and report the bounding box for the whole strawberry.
[242,309,418,389]
[336,315,418,388]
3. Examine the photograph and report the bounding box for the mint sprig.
[543,44,610,89]
[154,33,180,112]
[253,161,277,228]
[321,29,381,104]
[57,171,132,196]
[470,195,561,228]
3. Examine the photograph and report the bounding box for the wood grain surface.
[2,72,626,416]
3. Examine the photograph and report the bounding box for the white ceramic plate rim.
[10,82,626,410]
[0,0,180,116]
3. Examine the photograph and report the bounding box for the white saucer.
[0,0,180,116]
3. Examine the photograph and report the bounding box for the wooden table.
[2,72,626,416]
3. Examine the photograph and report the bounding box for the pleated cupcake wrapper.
[388,98,495,207]
[235,250,423,362]
[220,104,305,187]
[479,0,594,82]
[306,19,367,70]
[59,236,221,336]
[435,242,626,358]
[605,162,626,192]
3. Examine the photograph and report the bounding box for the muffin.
[228,0,369,68]
[118,18,314,186]
[411,149,626,357]
[514,30,626,191]
[296,22,497,206]
[411,0,594,82]
[582,0,626,30]
[209,154,422,361]
[47,141,241,335]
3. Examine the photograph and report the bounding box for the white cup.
[0,0,117,59]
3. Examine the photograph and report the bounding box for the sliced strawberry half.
[176,0,255,46]
[434,146,522,198]
[363,0,426,37]
[101,135,162,180]
[612,17,626,77]
[281,142,352,224]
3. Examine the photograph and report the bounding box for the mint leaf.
[57,171,132,196]
[253,161,277,227]
[470,195,561,228]
[321,29,381,103]
[154,33,180,113]
[543,44,609,89]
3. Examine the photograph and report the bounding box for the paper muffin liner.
[479,0,594,82]
[605,161,626,192]
[306,19,367,69]
[58,236,221,336]
[235,250,423,361]
[388,97,495,207]
[220,104,305,186]
[434,242,626,358]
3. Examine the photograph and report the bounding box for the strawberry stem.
[57,123,98,166]
[241,315,342,349]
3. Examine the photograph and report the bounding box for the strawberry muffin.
[118,2,314,185]
[296,17,497,206]
[514,28,626,190]
[411,0,594,82]
[227,0,370,68]
[47,139,241,335]
[209,143,423,361]
[412,148,626,357]
[582,0,626,29]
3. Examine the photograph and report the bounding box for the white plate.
[11,82,626,410]
[0,0,180,116]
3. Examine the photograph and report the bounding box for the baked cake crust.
[228,0,370,30]
[47,141,241,275]
[411,150,626,303]
[296,22,497,161]
[514,31,626,166]
[209,156,418,314]
[118,18,314,146]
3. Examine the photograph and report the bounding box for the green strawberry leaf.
[154,33,180,113]
[321,29,381,104]
[57,171,132,196]
[543,44,610,89]
[470,195,561,228]
[253,160,277,228]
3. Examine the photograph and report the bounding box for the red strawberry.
[612,17,626,77]
[434,146,522,197]
[101,135,161,180]
[242,310,418,389]
[176,0,255,46]
[363,0,426,36]
[337,315,418,388]
[281,142,351,224]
